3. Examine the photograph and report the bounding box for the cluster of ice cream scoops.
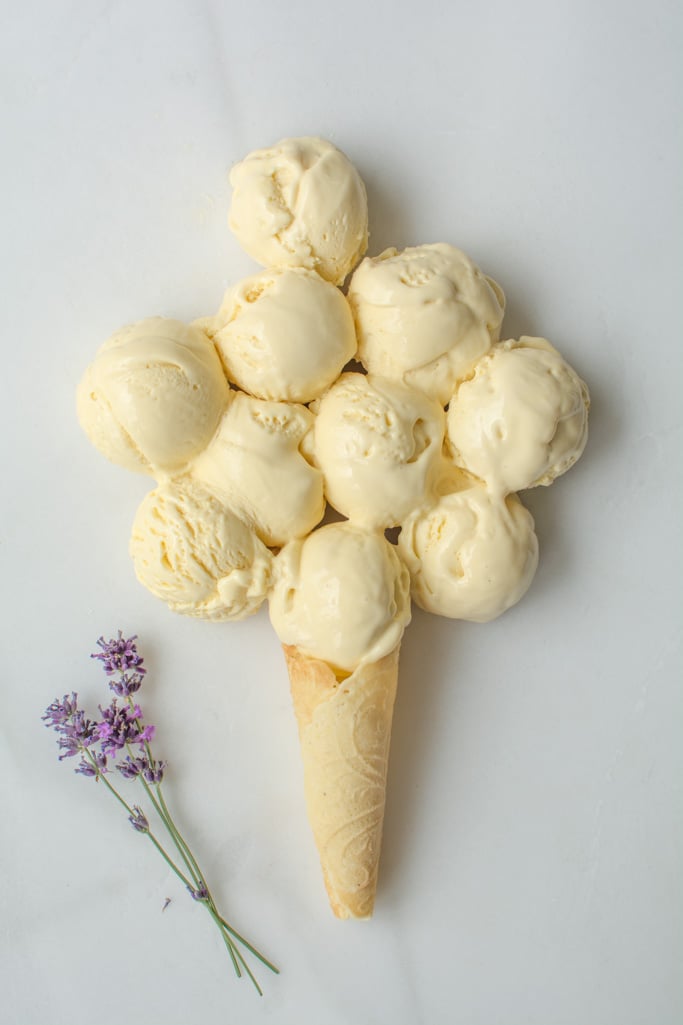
[77,136,589,919]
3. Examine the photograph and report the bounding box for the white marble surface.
[1,1,681,1023]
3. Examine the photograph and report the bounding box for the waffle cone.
[282,643,400,919]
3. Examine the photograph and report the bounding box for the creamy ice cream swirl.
[269,522,411,674]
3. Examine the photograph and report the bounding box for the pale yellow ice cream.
[191,392,324,547]
[229,137,368,285]
[398,475,538,622]
[348,244,505,406]
[269,522,411,673]
[446,336,589,494]
[209,267,357,403]
[77,318,229,475]
[313,373,445,529]
[130,479,272,621]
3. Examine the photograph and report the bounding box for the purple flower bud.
[143,759,166,784]
[110,672,143,697]
[188,883,209,901]
[117,755,145,779]
[68,710,97,745]
[75,755,106,777]
[117,754,166,784]
[92,632,146,678]
[95,700,149,757]
[55,708,97,758]
[128,806,149,833]
[42,693,79,730]
[58,735,82,759]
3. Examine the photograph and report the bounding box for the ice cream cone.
[283,642,400,919]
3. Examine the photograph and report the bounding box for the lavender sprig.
[43,632,278,995]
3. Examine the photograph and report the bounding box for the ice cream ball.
[209,267,357,403]
[130,478,272,621]
[348,243,505,406]
[191,392,325,547]
[77,317,230,476]
[313,373,445,529]
[398,474,539,622]
[229,136,368,285]
[269,522,411,674]
[446,336,590,494]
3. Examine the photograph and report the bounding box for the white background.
[1,1,681,1023]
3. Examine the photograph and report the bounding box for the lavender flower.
[42,693,79,729]
[43,631,278,993]
[142,759,165,784]
[76,752,108,777]
[117,755,147,780]
[43,694,97,761]
[189,883,209,901]
[95,700,154,757]
[92,631,146,678]
[128,806,150,833]
[109,672,144,697]
[118,755,166,783]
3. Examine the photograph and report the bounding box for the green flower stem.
[135,771,203,889]
[204,903,264,995]
[217,916,280,975]
[84,751,197,893]
[124,705,205,887]
[155,784,204,882]
[152,792,278,976]
[84,751,247,978]
[85,750,134,815]
[153,794,278,983]
[210,907,244,981]
[136,833,251,988]
[117,741,277,991]
[231,943,262,996]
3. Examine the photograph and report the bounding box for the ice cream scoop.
[398,474,538,622]
[77,317,229,475]
[348,243,505,405]
[130,478,272,621]
[191,392,324,547]
[269,521,411,674]
[446,336,590,494]
[229,136,368,285]
[209,267,357,403]
[313,373,445,529]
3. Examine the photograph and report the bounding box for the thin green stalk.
[204,902,264,995]
[155,783,205,882]
[98,795,245,979]
[85,751,199,897]
[143,831,196,891]
[114,698,276,991]
[85,750,134,815]
[217,916,280,974]
[213,913,243,980]
[136,769,203,888]
[124,706,205,888]
[151,781,277,974]
[231,942,263,996]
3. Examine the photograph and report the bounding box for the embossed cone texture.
[283,644,400,919]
